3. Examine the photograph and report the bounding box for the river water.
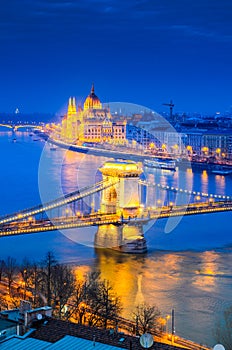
[0,130,232,347]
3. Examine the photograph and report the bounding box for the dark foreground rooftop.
[30,318,183,350]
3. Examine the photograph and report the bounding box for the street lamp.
[216,148,221,159]
[208,198,214,206]
[201,146,209,158]
[161,143,167,153]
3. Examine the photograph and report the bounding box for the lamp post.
[171,308,175,335]
[216,148,221,160]
[168,308,176,344]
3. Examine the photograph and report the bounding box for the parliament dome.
[84,84,102,110]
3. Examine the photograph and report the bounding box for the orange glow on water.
[192,251,222,292]
[201,170,208,194]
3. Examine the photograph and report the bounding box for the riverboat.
[49,144,57,151]
[211,168,232,175]
[116,235,147,254]
[144,158,176,171]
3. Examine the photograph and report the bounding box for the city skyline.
[0,1,232,114]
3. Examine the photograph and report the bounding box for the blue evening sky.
[0,0,232,114]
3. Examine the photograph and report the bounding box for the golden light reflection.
[201,170,208,194]
[73,265,92,282]
[215,174,225,193]
[185,168,193,192]
[134,274,145,305]
[83,250,184,319]
[192,251,222,292]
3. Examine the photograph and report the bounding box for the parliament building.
[60,85,127,145]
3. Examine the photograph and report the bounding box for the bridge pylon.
[99,160,142,218]
[96,160,147,253]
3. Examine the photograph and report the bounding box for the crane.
[163,100,174,121]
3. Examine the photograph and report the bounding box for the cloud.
[1,0,232,49]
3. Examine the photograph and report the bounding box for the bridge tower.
[99,160,142,218]
[95,160,147,253]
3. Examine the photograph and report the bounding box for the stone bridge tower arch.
[99,160,142,218]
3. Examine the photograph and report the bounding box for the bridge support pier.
[95,222,147,253]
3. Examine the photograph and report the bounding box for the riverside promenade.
[41,132,232,174]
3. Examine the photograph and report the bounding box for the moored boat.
[116,235,147,254]
[211,169,232,175]
[144,158,176,171]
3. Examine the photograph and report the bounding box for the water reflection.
[215,174,226,194]
[69,247,232,346]
[193,251,221,292]
[201,170,209,194]
[74,248,185,321]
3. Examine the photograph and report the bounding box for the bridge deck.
[0,201,232,237]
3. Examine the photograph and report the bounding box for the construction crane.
[163,100,174,121]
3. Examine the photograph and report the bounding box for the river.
[0,130,232,347]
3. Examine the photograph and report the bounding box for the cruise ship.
[144,158,176,171]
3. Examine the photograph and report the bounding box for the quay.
[38,130,232,174]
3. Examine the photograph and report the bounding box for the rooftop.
[29,318,183,350]
[0,337,50,350]
[0,318,18,331]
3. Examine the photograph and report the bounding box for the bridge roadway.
[0,201,232,237]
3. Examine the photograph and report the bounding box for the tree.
[214,305,232,350]
[69,279,87,324]
[97,279,122,329]
[83,271,103,327]
[52,264,76,319]
[4,256,17,296]
[0,259,5,282]
[84,272,122,329]
[132,303,161,335]
[0,295,8,311]
[27,261,41,307]
[40,251,57,305]
[19,258,33,300]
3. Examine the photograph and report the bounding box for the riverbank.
[39,132,232,175]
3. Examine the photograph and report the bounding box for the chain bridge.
[0,160,232,253]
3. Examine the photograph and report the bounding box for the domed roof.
[84,84,102,110]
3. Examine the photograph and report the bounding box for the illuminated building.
[60,85,127,145]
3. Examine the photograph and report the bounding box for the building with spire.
[60,85,127,145]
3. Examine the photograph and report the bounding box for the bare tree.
[83,271,102,327]
[0,259,5,282]
[0,295,8,311]
[27,261,42,307]
[214,305,232,350]
[4,256,17,296]
[19,258,33,300]
[69,279,87,324]
[40,251,57,306]
[132,303,161,335]
[99,279,122,329]
[51,264,76,319]
[85,272,122,329]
